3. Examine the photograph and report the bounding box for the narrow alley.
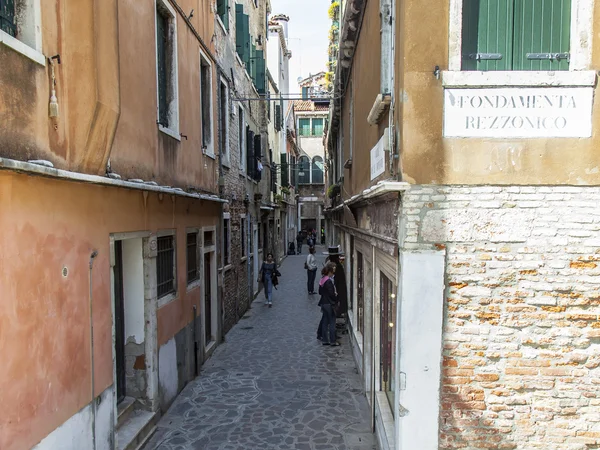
[142,248,377,450]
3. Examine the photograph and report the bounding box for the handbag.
[304,261,309,270]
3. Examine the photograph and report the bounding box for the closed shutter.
[253,134,262,181]
[217,0,229,31]
[250,43,257,82]
[461,0,513,71]
[236,6,250,65]
[281,154,288,187]
[513,0,571,71]
[275,104,282,131]
[246,127,254,178]
[255,50,266,94]
[302,87,309,99]
[156,11,169,126]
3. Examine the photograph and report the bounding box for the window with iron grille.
[461,0,571,71]
[0,0,16,37]
[186,232,199,283]
[223,218,230,265]
[157,235,176,298]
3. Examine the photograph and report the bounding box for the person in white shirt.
[305,246,318,294]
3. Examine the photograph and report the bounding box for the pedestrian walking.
[296,232,304,254]
[318,262,339,346]
[258,252,279,308]
[305,246,318,294]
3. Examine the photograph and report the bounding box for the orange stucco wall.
[0,172,219,450]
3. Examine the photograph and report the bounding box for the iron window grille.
[157,235,176,297]
[187,233,199,283]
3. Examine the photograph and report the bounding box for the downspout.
[89,250,99,450]
[371,245,377,432]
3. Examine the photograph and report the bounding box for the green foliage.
[328,1,340,20]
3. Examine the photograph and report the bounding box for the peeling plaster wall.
[33,385,114,450]
[158,337,179,409]
[402,185,600,449]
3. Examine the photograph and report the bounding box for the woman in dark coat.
[324,246,348,317]
[318,262,339,346]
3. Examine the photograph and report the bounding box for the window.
[219,79,229,166]
[156,0,179,138]
[0,0,44,66]
[186,232,199,283]
[241,217,247,258]
[200,49,214,155]
[223,216,230,265]
[357,252,364,337]
[302,86,309,99]
[246,126,255,178]
[239,107,245,171]
[0,0,16,37]
[380,273,396,410]
[461,0,571,71]
[157,235,176,298]
[217,0,229,31]
[299,118,311,136]
[281,153,289,187]
[298,156,311,184]
[312,118,324,137]
[311,156,324,184]
[274,103,282,131]
[204,230,215,247]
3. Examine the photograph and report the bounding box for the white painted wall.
[123,238,145,343]
[397,251,445,450]
[159,338,179,407]
[33,386,114,450]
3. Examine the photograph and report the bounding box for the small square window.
[204,230,214,247]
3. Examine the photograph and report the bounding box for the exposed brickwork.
[402,185,600,450]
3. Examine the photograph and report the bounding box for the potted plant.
[281,186,291,196]
[327,184,341,199]
[274,194,284,203]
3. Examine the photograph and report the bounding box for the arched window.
[298,156,311,184]
[311,156,324,184]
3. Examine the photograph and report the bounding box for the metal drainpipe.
[371,245,377,432]
[89,250,99,450]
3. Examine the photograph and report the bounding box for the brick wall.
[402,185,600,450]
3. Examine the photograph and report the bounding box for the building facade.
[294,95,328,238]
[0,1,228,449]
[326,0,600,449]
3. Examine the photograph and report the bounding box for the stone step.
[117,397,136,429]
[117,409,159,450]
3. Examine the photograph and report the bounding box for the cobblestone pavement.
[143,247,377,450]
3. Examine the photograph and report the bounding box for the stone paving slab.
[143,247,377,450]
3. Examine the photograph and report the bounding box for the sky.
[270,0,331,96]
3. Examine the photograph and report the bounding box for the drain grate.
[241,326,254,330]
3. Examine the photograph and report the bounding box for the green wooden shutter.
[250,43,257,82]
[255,50,266,94]
[461,0,513,71]
[235,6,250,64]
[302,87,309,99]
[513,0,571,71]
[218,0,229,31]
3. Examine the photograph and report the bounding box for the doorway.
[113,241,126,403]
[204,252,212,344]
[111,237,147,404]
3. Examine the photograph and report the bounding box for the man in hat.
[323,246,348,317]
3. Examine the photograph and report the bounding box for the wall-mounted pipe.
[88,250,99,450]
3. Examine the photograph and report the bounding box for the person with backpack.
[305,246,318,294]
[318,262,339,346]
